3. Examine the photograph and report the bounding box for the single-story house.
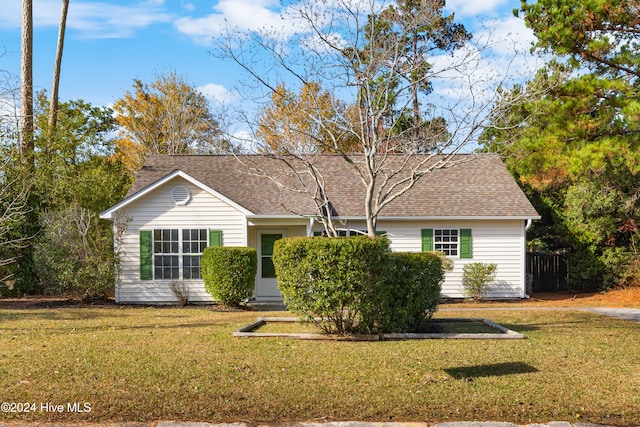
[100,154,540,304]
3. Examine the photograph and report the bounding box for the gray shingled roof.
[124,154,539,218]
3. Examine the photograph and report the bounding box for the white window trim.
[434,228,460,258]
[152,228,208,281]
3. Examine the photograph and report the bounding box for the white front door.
[256,230,286,300]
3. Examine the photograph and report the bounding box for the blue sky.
[0,0,538,118]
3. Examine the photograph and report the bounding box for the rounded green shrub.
[202,246,257,306]
[272,236,390,334]
[273,236,446,334]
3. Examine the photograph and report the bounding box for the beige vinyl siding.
[117,177,247,304]
[378,220,526,299]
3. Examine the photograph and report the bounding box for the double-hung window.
[181,229,208,279]
[434,229,459,257]
[143,228,210,280]
[154,229,180,280]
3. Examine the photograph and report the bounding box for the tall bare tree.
[48,0,70,136]
[216,0,520,237]
[20,0,33,167]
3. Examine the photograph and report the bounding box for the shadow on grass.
[445,362,539,379]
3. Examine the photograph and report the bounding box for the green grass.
[1,306,639,425]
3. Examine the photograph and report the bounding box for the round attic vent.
[172,185,191,205]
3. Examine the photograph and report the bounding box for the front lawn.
[0,305,639,425]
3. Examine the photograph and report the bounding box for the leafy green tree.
[35,205,118,299]
[359,0,469,149]
[31,96,131,297]
[518,0,640,79]
[484,1,640,288]
[34,93,129,211]
[2,94,132,296]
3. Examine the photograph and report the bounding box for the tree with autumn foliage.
[257,82,359,154]
[483,0,640,289]
[113,72,234,176]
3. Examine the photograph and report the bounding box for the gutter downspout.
[523,218,534,299]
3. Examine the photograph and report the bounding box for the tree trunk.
[48,0,69,138]
[411,32,421,142]
[20,0,33,167]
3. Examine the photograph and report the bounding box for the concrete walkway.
[584,308,640,322]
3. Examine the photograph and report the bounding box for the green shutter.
[209,230,223,247]
[313,231,322,236]
[375,230,386,236]
[140,230,153,280]
[460,228,472,258]
[421,229,433,251]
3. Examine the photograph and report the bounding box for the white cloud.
[198,83,238,105]
[0,0,173,38]
[427,30,544,119]
[174,0,303,45]
[181,1,196,12]
[70,1,173,38]
[477,16,537,56]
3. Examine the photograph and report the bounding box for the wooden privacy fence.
[526,252,567,292]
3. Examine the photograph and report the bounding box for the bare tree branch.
[214,0,539,237]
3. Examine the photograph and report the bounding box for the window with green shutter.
[140,228,223,280]
[209,230,222,247]
[424,228,473,258]
[460,228,472,259]
[140,230,153,280]
[421,229,433,251]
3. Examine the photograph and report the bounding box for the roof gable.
[100,169,254,219]
[103,154,540,220]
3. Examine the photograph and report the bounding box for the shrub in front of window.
[202,247,257,306]
[462,262,497,301]
[377,252,446,332]
[272,236,391,334]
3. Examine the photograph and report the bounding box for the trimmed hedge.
[378,252,445,332]
[272,236,445,334]
[202,246,257,306]
[273,236,390,334]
